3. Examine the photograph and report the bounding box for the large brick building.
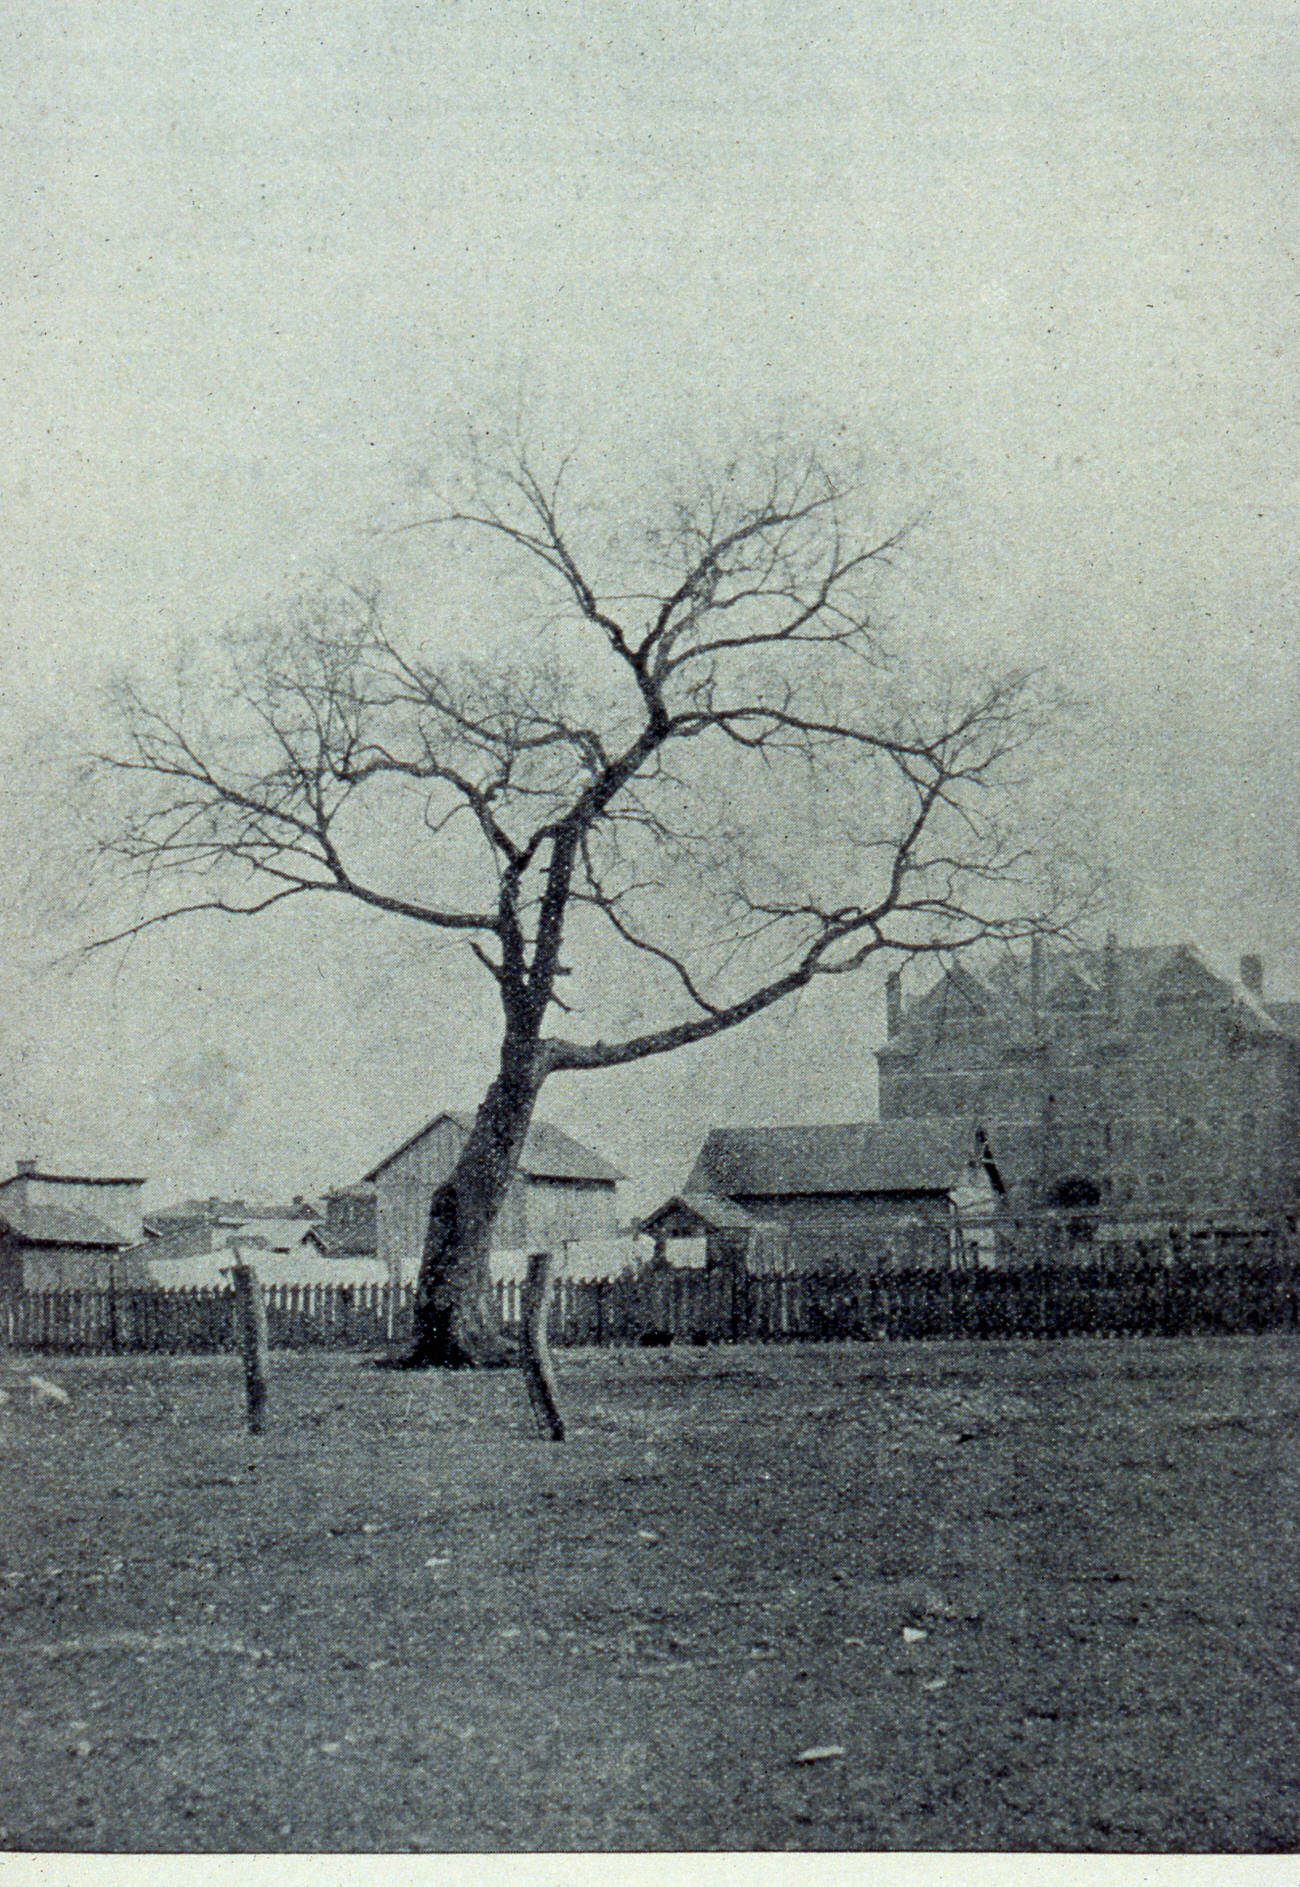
[876,939,1300,1221]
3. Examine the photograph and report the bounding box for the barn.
[360,1111,627,1285]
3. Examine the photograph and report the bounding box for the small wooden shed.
[639,1192,786,1274]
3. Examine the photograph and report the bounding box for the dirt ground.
[0,1335,1296,1853]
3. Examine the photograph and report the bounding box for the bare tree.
[88,437,1089,1365]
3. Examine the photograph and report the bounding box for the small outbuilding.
[674,1119,1006,1272]
[639,1192,787,1273]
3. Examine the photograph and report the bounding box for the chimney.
[15,1158,37,1177]
[885,970,903,1037]
[1103,930,1119,1023]
[1240,953,1264,999]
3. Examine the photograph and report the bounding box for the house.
[360,1111,626,1285]
[672,1120,1005,1272]
[304,1186,379,1260]
[0,1161,149,1292]
[136,1224,389,1292]
[134,1193,388,1290]
[144,1195,321,1239]
[876,938,1300,1221]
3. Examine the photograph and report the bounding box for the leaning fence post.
[520,1250,565,1442]
[225,1256,270,1435]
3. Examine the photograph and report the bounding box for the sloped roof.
[898,943,1294,1043]
[0,1170,146,1188]
[1266,1001,1300,1040]
[0,1200,126,1249]
[148,1197,321,1227]
[363,1112,624,1185]
[687,1120,995,1199]
[304,1224,379,1258]
[131,1223,220,1264]
[640,1192,765,1235]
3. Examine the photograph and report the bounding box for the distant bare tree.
[89,436,1089,1365]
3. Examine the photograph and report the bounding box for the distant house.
[674,1121,1005,1272]
[0,1161,148,1292]
[135,1193,385,1290]
[144,1195,321,1239]
[137,1228,388,1292]
[304,1186,379,1261]
[877,938,1300,1220]
[361,1112,625,1285]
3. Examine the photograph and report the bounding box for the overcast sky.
[1,0,1295,1213]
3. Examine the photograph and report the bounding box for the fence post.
[226,1260,270,1434]
[520,1251,565,1441]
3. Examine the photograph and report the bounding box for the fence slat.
[5,1249,1300,1354]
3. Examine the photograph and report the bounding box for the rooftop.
[687,1120,999,1200]
[890,943,1300,1046]
[145,1196,322,1231]
[640,1192,767,1235]
[1,1169,147,1189]
[0,1199,127,1249]
[363,1112,624,1185]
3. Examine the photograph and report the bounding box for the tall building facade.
[876,940,1300,1220]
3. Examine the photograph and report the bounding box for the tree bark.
[404,1036,545,1367]
[519,1250,566,1440]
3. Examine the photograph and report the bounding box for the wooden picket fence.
[4,1252,1300,1355]
[0,1281,412,1355]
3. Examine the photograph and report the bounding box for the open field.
[0,1336,1297,1853]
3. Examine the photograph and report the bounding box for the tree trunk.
[404,1038,544,1368]
[519,1250,566,1440]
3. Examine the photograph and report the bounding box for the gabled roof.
[363,1112,624,1185]
[686,1120,999,1200]
[1044,963,1101,1007]
[129,1223,220,1264]
[0,1200,126,1249]
[896,943,1296,1043]
[303,1224,379,1259]
[640,1192,765,1236]
[897,961,995,1032]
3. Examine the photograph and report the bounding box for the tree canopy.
[89,433,1091,1364]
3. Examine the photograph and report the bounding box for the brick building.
[876,939,1300,1221]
